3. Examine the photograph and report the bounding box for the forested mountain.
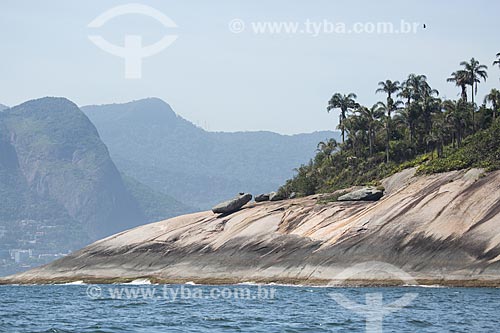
[82,98,338,209]
[0,97,190,242]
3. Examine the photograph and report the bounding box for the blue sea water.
[1,284,499,332]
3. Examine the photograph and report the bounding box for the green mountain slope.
[122,175,193,223]
[419,120,500,174]
[0,97,192,242]
[82,98,339,209]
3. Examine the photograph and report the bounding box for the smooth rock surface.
[4,168,500,286]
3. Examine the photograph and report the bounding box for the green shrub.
[418,120,500,174]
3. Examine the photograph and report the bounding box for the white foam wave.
[125,278,152,285]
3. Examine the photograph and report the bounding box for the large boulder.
[337,187,384,202]
[212,193,253,214]
[254,193,270,202]
[269,192,285,202]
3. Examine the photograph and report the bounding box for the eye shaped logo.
[88,3,178,79]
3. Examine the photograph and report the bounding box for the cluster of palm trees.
[281,53,500,197]
[326,55,500,163]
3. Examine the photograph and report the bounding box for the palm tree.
[460,58,488,129]
[356,105,383,156]
[316,138,338,162]
[397,81,414,143]
[376,100,402,162]
[484,88,500,121]
[343,114,365,156]
[398,81,412,106]
[376,80,401,163]
[428,111,448,158]
[443,99,468,147]
[420,87,440,138]
[394,108,410,137]
[405,73,428,100]
[447,70,469,101]
[398,74,438,151]
[409,74,438,101]
[494,52,500,82]
[376,80,401,103]
[493,52,500,68]
[327,93,359,144]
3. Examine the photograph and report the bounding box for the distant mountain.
[0,104,8,111]
[0,97,191,241]
[121,174,192,224]
[82,98,339,209]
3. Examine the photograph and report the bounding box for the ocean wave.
[408,284,446,288]
[125,278,153,285]
[237,281,260,286]
[60,280,86,285]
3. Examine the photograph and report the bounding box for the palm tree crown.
[484,88,500,120]
[493,52,500,68]
[459,57,488,129]
[356,104,384,156]
[376,80,401,101]
[460,58,488,96]
[447,70,469,101]
[494,53,500,81]
[327,93,359,144]
[375,79,401,163]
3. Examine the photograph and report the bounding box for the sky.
[1,0,499,134]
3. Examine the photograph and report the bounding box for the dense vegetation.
[279,55,500,197]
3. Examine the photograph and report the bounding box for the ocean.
[1,284,499,332]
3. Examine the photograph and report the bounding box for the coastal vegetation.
[279,54,500,197]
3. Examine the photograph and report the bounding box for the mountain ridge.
[82,98,339,209]
[0,97,194,245]
[0,97,145,239]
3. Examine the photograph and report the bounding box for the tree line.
[279,53,500,196]
[325,55,499,163]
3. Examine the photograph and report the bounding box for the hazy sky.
[1,0,499,134]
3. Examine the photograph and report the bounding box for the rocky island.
[2,167,500,286]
